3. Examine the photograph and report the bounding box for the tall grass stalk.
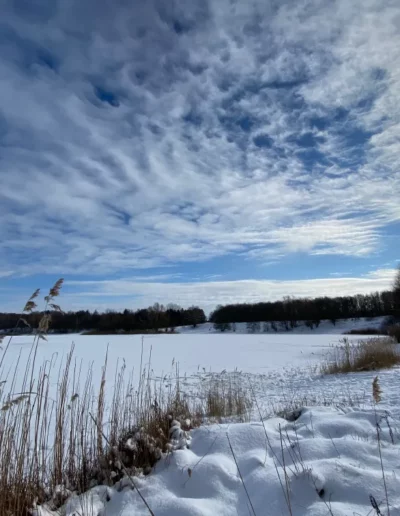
[0,345,250,514]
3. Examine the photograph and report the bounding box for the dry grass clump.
[0,342,195,515]
[202,373,253,420]
[320,337,400,375]
[0,349,250,515]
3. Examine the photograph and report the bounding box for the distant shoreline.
[0,328,178,336]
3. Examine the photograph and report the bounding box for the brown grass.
[0,347,251,515]
[320,337,400,375]
[203,374,252,420]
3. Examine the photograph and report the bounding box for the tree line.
[1,268,399,335]
[0,304,206,334]
[209,291,396,330]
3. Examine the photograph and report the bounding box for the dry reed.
[320,337,400,375]
[0,282,251,515]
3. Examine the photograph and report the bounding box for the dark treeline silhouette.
[0,303,206,334]
[210,291,395,328]
[1,283,398,335]
[389,267,400,342]
[394,267,400,315]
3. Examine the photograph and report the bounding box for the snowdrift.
[50,406,400,516]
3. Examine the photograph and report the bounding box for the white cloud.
[0,271,14,279]
[52,268,396,314]
[0,0,399,277]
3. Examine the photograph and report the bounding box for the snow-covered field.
[2,322,399,515]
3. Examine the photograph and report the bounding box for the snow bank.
[178,316,387,335]
[54,407,400,516]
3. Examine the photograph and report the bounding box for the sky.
[0,0,399,314]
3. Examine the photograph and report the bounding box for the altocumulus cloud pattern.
[0,0,399,311]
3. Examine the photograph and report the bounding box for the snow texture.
[45,407,400,515]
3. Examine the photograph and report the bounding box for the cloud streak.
[58,268,396,314]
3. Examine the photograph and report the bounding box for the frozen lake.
[4,332,354,378]
[3,331,396,418]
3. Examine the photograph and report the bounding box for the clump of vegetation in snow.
[203,373,253,420]
[0,282,253,516]
[320,337,400,374]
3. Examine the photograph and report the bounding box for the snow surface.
[3,323,397,419]
[3,320,399,516]
[48,407,400,516]
[4,317,386,381]
[3,331,336,380]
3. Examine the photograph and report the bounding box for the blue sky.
[0,0,399,313]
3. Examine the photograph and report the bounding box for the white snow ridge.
[58,406,400,516]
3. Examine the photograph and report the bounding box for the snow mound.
[54,407,400,515]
